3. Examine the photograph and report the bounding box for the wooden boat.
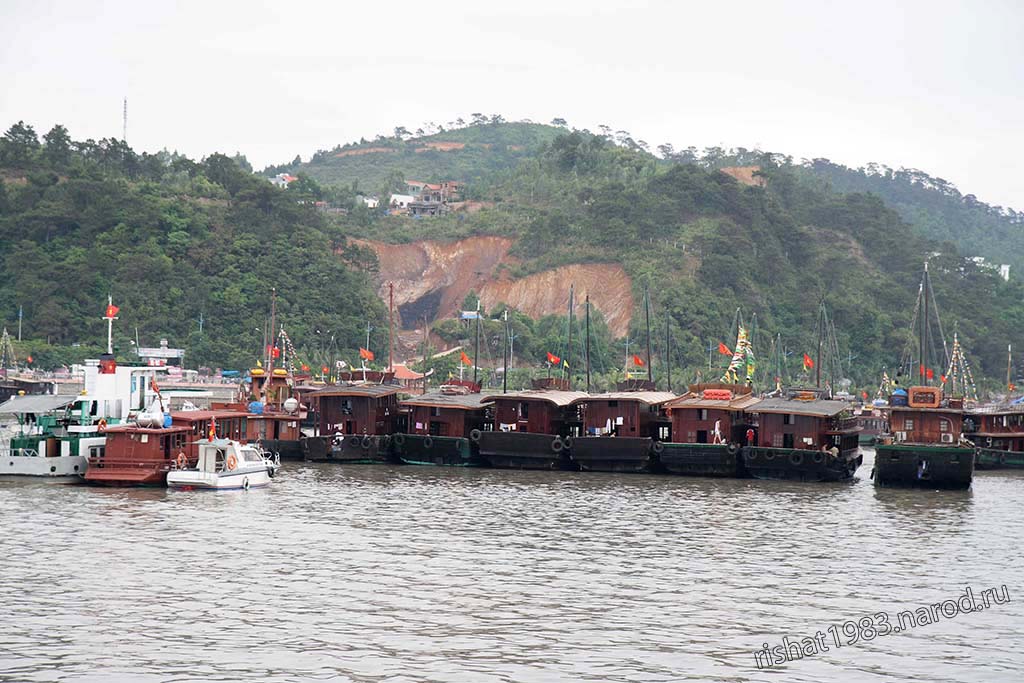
[964,404,1024,469]
[304,383,401,463]
[477,386,587,470]
[743,391,862,482]
[855,403,887,445]
[568,391,675,473]
[167,438,278,490]
[660,384,760,477]
[873,264,975,489]
[393,386,492,466]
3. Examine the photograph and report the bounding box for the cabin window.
[904,419,914,431]
[89,445,105,458]
[772,433,783,448]
[341,399,353,415]
[686,431,696,442]
[939,420,949,432]
[698,409,708,421]
[519,402,530,419]
[782,433,795,449]
[431,407,441,417]
[696,430,708,444]
[783,414,794,425]
[658,426,670,440]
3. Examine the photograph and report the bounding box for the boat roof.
[483,390,590,407]
[0,394,77,415]
[751,397,853,417]
[401,390,492,410]
[663,392,762,412]
[965,403,1024,416]
[571,391,677,407]
[311,383,402,399]
[103,424,192,434]
[170,409,249,421]
[888,404,963,414]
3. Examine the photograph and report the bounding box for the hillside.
[266,121,563,194]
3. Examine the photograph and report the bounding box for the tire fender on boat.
[243,476,250,490]
[652,440,665,454]
[1000,453,1008,465]
[790,452,804,466]
[812,451,824,464]
[744,449,756,463]
[361,435,372,450]
[393,432,406,447]
[727,443,739,456]
[349,435,362,448]
[470,429,482,442]
[423,435,433,449]
[551,437,564,453]
[562,436,573,450]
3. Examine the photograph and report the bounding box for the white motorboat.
[166,438,279,490]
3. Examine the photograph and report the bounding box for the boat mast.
[566,284,574,389]
[921,263,929,385]
[473,300,481,386]
[585,295,592,393]
[815,301,823,389]
[503,309,509,394]
[421,316,428,394]
[1008,343,1013,393]
[388,281,394,373]
[644,284,653,383]
[665,311,671,392]
[268,288,277,373]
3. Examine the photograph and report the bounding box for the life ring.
[423,435,434,449]
[226,453,238,471]
[176,452,187,469]
[812,452,824,464]
[242,476,250,490]
[652,440,665,454]
[790,452,804,466]
[470,429,483,442]
[727,443,739,455]
[97,418,107,432]
[551,436,564,453]
[393,432,406,446]
[361,435,372,450]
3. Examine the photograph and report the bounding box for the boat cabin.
[663,384,761,445]
[573,391,675,440]
[750,394,860,453]
[886,386,964,445]
[171,410,250,442]
[312,384,401,436]
[484,390,588,436]
[400,387,492,438]
[964,404,1024,451]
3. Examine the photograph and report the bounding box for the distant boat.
[167,438,278,490]
[393,385,491,466]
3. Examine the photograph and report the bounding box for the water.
[1,449,1022,682]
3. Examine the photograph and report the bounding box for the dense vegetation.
[0,121,387,371]
[3,116,1022,396]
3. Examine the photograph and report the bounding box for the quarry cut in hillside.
[350,237,634,337]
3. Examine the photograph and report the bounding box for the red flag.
[546,352,560,365]
[207,417,216,440]
[940,374,947,383]
[359,347,375,361]
[105,304,119,318]
[321,366,329,374]
[633,354,645,367]
[460,351,472,366]
[926,368,934,380]
[717,342,732,356]
[919,364,926,376]
[803,353,814,369]
[1010,383,1017,392]
[26,355,33,364]
[272,346,281,359]
[862,391,868,399]
[301,364,310,372]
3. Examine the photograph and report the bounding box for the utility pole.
[122,97,127,143]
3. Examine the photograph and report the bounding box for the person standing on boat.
[713,420,723,444]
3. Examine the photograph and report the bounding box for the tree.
[42,124,72,167]
[471,113,487,126]
[1,120,41,167]
[551,118,568,127]
[394,126,410,139]
[657,143,675,159]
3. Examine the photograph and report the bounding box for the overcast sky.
[2,0,1021,209]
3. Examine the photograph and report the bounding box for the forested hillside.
[3,117,1023,394]
[0,121,387,370]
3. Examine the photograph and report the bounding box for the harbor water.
[1,448,1022,682]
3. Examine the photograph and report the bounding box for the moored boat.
[393,385,492,466]
[568,391,675,473]
[964,403,1024,470]
[167,438,278,490]
[743,390,862,482]
[305,383,401,463]
[660,384,760,477]
[477,386,587,470]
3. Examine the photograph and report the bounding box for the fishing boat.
[855,403,887,445]
[965,402,1024,469]
[305,383,401,462]
[393,385,492,466]
[166,438,278,490]
[477,386,587,469]
[744,390,862,482]
[873,264,974,489]
[569,392,675,473]
[660,384,760,477]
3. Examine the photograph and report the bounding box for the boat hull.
[167,467,272,490]
[0,453,87,481]
[659,443,743,477]
[570,436,653,473]
[873,444,974,489]
[392,434,483,466]
[743,447,861,482]
[301,435,331,461]
[974,447,1024,470]
[329,434,392,464]
[84,463,168,487]
[261,438,304,461]
[477,431,572,470]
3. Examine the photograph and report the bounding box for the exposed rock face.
[351,236,633,337]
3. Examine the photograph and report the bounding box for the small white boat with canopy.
[166,438,279,490]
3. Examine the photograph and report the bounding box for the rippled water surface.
[1,449,1022,682]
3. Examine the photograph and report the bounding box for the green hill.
[265,121,564,193]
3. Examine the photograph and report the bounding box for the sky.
[2,0,1022,209]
